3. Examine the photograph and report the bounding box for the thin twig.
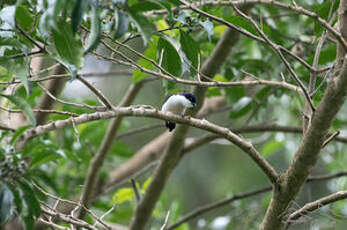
[131,178,141,203]
[322,130,340,148]
[176,0,325,74]
[76,75,113,109]
[37,83,106,111]
[228,1,315,112]
[93,52,303,93]
[15,24,45,51]
[286,190,347,227]
[197,53,202,82]
[0,106,79,117]
[160,211,170,230]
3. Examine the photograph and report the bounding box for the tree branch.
[77,82,143,219]
[260,1,347,226]
[286,190,347,226]
[35,65,67,125]
[76,75,114,109]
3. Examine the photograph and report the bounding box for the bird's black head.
[180,92,197,107]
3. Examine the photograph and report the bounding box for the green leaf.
[112,188,134,204]
[157,36,182,76]
[10,125,31,145]
[7,184,22,214]
[18,181,41,218]
[29,145,65,169]
[225,86,245,103]
[230,97,253,118]
[22,214,34,230]
[180,30,200,75]
[261,140,284,157]
[0,94,36,126]
[85,0,101,53]
[51,21,84,79]
[0,49,31,95]
[225,15,257,36]
[133,36,158,82]
[141,177,152,193]
[0,184,14,223]
[114,9,129,39]
[128,9,153,46]
[15,5,34,31]
[38,0,68,37]
[111,141,133,158]
[71,0,89,34]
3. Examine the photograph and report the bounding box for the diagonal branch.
[286,190,347,226]
[76,75,114,109]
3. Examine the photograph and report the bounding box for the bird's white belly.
[162,102,185,115]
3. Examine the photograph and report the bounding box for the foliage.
[0,0,346,230]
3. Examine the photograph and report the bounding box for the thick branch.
[260,41,347,230]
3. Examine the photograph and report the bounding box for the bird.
[161,92,197,132]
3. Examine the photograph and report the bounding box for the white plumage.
[161,94,194,115]
[161,93,197,132]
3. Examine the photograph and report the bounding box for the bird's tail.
[165,121,176,132]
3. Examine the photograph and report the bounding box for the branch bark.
[260,2,347,229]
[35,64,67,125]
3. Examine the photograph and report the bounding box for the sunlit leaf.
[141,177,152,193]
[112,188,134,204]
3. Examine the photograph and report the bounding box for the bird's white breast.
[161,95,191,115]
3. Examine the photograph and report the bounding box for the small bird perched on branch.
[161,92,197,132]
